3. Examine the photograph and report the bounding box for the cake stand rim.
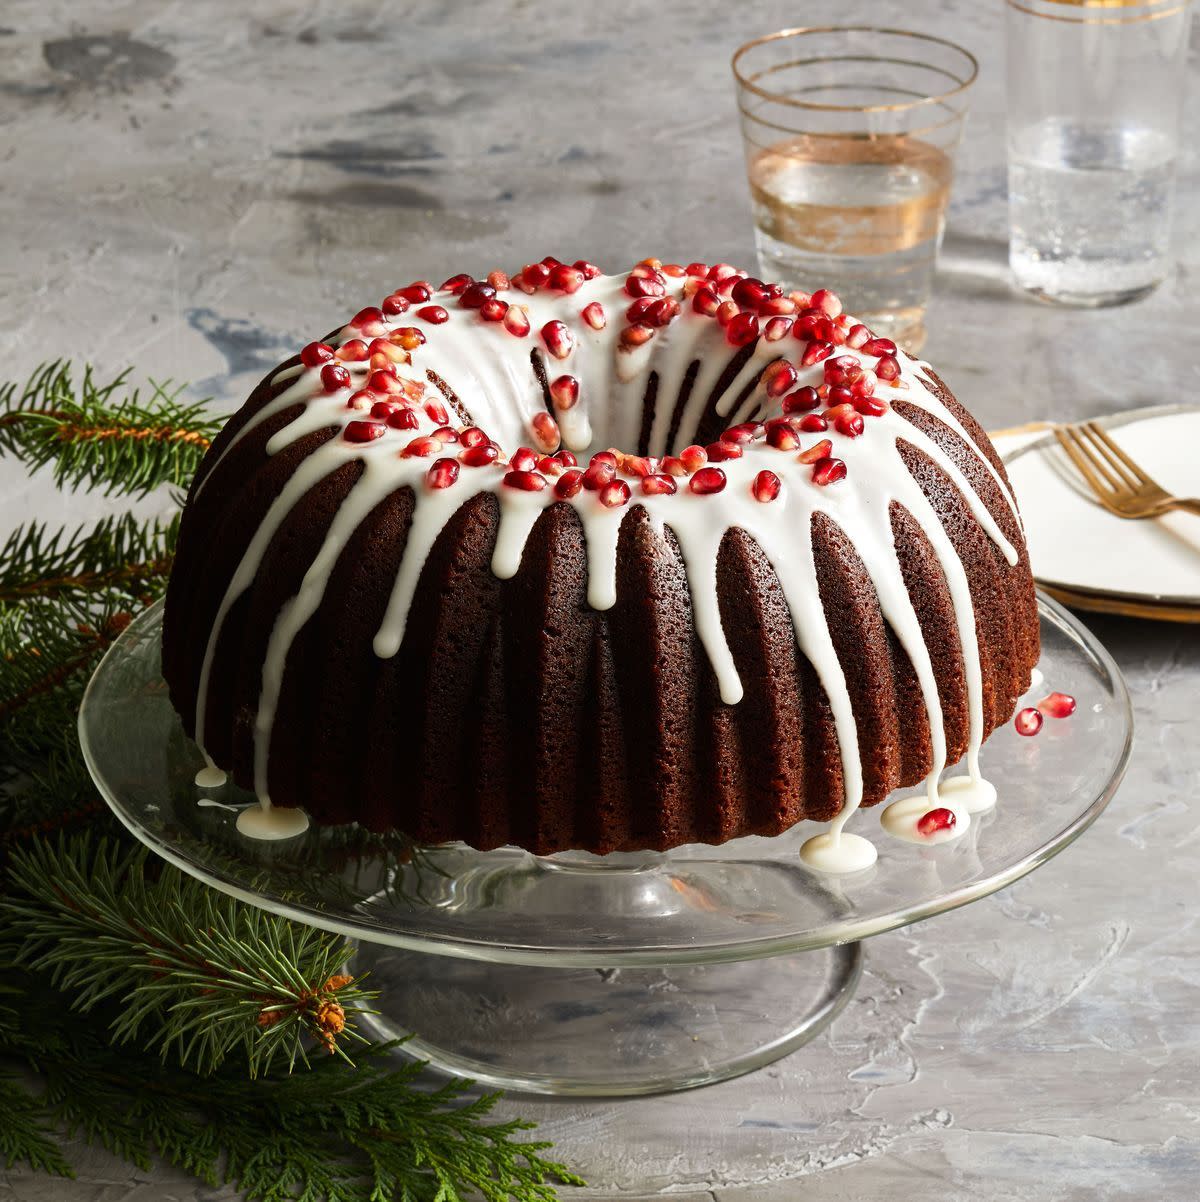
[80,592,1133,968]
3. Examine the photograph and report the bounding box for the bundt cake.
[162,257,1039,863]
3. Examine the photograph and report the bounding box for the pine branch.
[0,513,178,605]
[0,361,220,497]
[3,835,376,1076]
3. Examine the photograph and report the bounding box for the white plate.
[995,405,1200,617]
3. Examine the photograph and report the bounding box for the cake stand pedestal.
[79,596,1131,1096]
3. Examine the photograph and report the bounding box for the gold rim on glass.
[731,26,980,113]
[1006,0,1191,21]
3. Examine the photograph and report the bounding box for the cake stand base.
[352,940,863,1096]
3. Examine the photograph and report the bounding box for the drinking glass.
[731,27,978,349]
[1006,0,1193,306]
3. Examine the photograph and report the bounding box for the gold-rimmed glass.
[1005,0,1193,306]
[731,27,978,349]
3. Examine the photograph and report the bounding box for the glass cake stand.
[79,596,1131,1096]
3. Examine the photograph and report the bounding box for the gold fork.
[1053,422,1200,520]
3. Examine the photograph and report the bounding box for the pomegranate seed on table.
[1038,692,1077,718]
[1014,707,1044,736]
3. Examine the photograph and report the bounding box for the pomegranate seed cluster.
[301,262,915,506]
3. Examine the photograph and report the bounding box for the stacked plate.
[992,405,1200,623]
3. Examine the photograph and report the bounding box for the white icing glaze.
[236,804,310,840]
[798,830,878,874]
[939,773,998,815]
[1026,666,1044,693]
[194,764,228,789]
[881,791,973,845]
[189,264,1026,861]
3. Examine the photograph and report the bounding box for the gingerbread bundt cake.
[163,257,1039,860]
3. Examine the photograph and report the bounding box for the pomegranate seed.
[479,298,508,322]
[367,369,400,392]
[641,473,677,496]
[504,305,531,337]
[621,324,655,349]
[1038,692,1077,718]
[390,328,425,351]
[764,316,793,341]
[554,449,578,467]
[522,262,550,288]
[626,297,653,324]
[599,479,631,508]
[793,311,821,339]
[707,440,742,462]
[764,359,798,398]
[862,337,897,357]
[846,324,872,349]
[321,364,351,392]
[541,320,574,359]
[582,461,616,490]
[440,273,473,293]
[799,413,829,432]
[833,410,865,438]
[689,466,727,495]
[351,305,386,331]
[370,400,398,420]
[554,469,584,498]
[300,341,334,367]
[460,282,496,309]
[460,443,498,466]
[661,262,686,277]
[334,339,370,362]
[716,300,740,327]
[542,255,565,267]
[591,451,618,467]
[798,438,834,464]
[783,386,822,414]
[810,288,842,318]
[404,436,441,458]
[387,408,421,431]
[382,294,410,316]
[707,262,739,282]
[726,312,760,347]
[548,264,584,293]
[531,412,561,452]
[344,389,376,411]
[801,341,834,367]
[828,322,848,346]
[432,425,458,443]
[550,375,579,410]
[662,456,688,477]
[824,356,863,386]
[423,400,448,424]
[679,445,707,472]
[877,354,901,382]
[854,395,889,417]
[368,339,407,368]
[573,259,601,280]
[1015,707,1043,736]
[625,273,666,299]
[645,297,680,327]
[917,807,956,837]
[692,287,721,316]
[752,469,781,502]
[581,301,607,330]
[427,458,460,489]
[510,446,538,472]
[731,277,770,310]
[343,420,385,443]
[851,370,878,398]
[398,284,431,304]
[510,271,534,294]
[760,296,797,316]
[685,262,709,276]
[417,305,449,324]
[458,426,486,448]
[827,385,854,407]
[622,455,659,478]
[487,269,510,290]
[537,455,564,477]
[811,456,847,486]
[504,469,547,492]
[722,422,763,445]
[767,422,800,450]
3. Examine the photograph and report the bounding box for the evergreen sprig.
[0,360,221,496]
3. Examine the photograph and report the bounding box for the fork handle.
[1167,498,1200,517]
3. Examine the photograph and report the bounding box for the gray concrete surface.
[1,1,1197,1199]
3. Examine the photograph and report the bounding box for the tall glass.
[731,27,978,349]
[1006,0,1192,306]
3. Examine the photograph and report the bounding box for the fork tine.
[1054,427,1118,502]
[1084,422,1155,487]
[1078,423,1141,492]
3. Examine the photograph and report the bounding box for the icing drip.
[236,804,310,841]
[190,265,1026,861]
[195,752,227,789]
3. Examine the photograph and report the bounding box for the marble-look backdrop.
[1,2,1197,1199]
